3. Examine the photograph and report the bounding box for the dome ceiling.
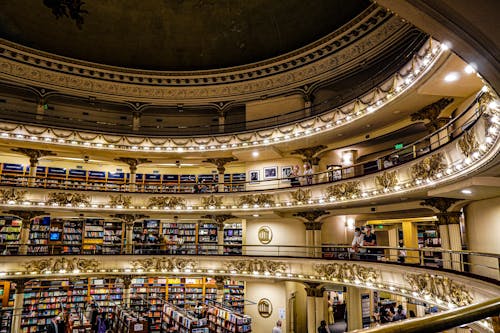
[0,0,371,71]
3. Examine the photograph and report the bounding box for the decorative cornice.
[294,210,329,223]
[131,257,197,271]
[410,97,454,132]
[227,259,288,274]
[47,192,90,206]
[375,171,398,190]
[23,257,99,273]
[404,273,473,306]
[314,263,379,283]
[202,157,237,174]
[411,152,446,180]
[325,181,361,199]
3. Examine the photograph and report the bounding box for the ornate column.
[122,276,132,308]
[115,158,151,191]
[132,111,141,131]
[112,214,146,254]
[346,286,362,331]
[11,148,55,186]
[12,279,28,333]
[422,198,462,270]
[291,145,327,184]
[295,210,329,258]
[203,158,237,192]
[202,215,236,255]
[6,210,46,255]
[304,284,317,333]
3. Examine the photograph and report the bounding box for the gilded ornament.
[147,196,185,209]
[47,192,90,206]
[290,189,311,202]
[457,131,478,157]
[228,259,288,274]
[375,171,398,189]
[0,188,27,203]
[294,210,329,223]
[411,153,446,179]
[314,263,379,283]
[131,257,197,271]
[23,257,99,273]
[109,194,132,207]
[201,195,223,207]
[410,98,454,132]
[404,273,472,306]
[238,194,275,207]
[325,181,361,199]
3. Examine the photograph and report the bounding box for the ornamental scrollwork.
[325,181,361,199]
[404,273,473,306]
[23,257,99,273]
[47,192,90,206]
[410,98,454,132]
[131,257,197,271]
[375,171,398,189]
[147,196,186,209]
[457,131,478,158]
[314,263,379,283]
[109,194,132,207]
[237,194,275,206]
[410,152,446,180]
[228,259,288,274]
[201,195,223,207]
[0,188,27,203]
[290,189,311,202]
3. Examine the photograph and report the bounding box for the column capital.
[115,157,151,174]
[290,145,327,165]
[11,148,56,166]
[304,221,323,231]
[112,213,148,225]
[122,275,132,288]
[436,211,462,225]
[202,214,237,231]
[13,278,30,293]
[304,283,324,297]
[202,157,238,174]
[421,197,462,213]
[294,210,329,223]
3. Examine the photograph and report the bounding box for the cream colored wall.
[245,218,306,256]
[285,281,307,333]
[321,215,355,245]
[245,157,303,190]
[246,94,305,122]
[245,281,287,333]
[464,197,500,280]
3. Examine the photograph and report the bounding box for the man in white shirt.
[272,320,282,333]
[351,227,364,253]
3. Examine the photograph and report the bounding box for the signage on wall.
[258,226,273,244]
[394,143,404,149]
[258,298,273,318]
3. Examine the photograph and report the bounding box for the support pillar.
[346,286,362,331]
[215,277,226,304]
[115,158,151,192]
[305,284,324,333]
[202,158,237,193]
[439,212,463,271]
[11,148,55,187]
[12,279,27,333]
[36,100,45,120]
[402,221,419,264]
[313,229,322,258]
[218,110,226,133]
[387,227,399,262]
[6,211,45,255]
[438,221,452,269]
[304,100,312,117]
[296,210,329,258]
[125,221,134,254]
[122,276,132,308]
[217,223,225,255]
[132,111,141,131]
[305,229,314,257]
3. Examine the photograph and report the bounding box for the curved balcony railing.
[0,88,495,197]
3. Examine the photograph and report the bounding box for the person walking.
[272,320,282,333]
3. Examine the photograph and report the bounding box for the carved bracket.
[375,171,398,189]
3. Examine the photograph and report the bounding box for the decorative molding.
[290,189,311,203]
[435,211,463,225]
[10,148,56,166]
[290,145,328,165]
[131,257,197,271]
[325,181,361,199]
[0,188,27,203]
[375,171,398,189]
[147,196,186,209]
[457,131,479,158]
[305,285,325,298]
[314,263,379,283]
[303,221,323,231]
[410,98,454,132]
[23,257,99,273]
[228,259,288,274]
[201,195,223,207]
[47,192,90,206]
[404,273,473,306]
[202,157,237,174]
[109,194,132,207]
[411,152,446,179]
[238,194,275,207]
[294,210,329,223]
[421,197,461,213]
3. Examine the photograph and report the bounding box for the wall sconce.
[345,217,355,230]
[342,150,356,166]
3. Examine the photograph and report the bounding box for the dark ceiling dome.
[0,0,371,71]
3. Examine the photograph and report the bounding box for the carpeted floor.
[329,320,347,333]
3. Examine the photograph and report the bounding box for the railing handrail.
[350,296,500,333]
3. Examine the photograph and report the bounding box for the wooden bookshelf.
[0,216,22,255]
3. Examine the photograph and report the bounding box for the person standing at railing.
[290,165,301,187]
[303,163,313,185]
[351,227,365,256]
[362,225,377,260]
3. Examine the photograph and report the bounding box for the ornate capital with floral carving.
[375,171,398,189]
[201,195,223,207]
[23,257,99,273]
[115,157,151,173]
[237,194,275,207]
[11,148,56,166]
[325,181,361,199]
[404,273,472,306]
[314,263,379,283]
[411,152,446,180]
[290,145,327,165]
[131,257,197,271]
[228,259,288,274]
[421,197,461,213]
[47,192,90,206]
[294,210,329,223]
[203,157,237,174]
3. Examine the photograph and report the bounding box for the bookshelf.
[223,223,243,255]
[417,226,442,267]
[113,307,149,333]
[0,282,12,308]
[223,281,245,314]
[130,277,167,332]
[90,277,123,312]
[177,223,197,254]
[62,218,83,254]
[28,216,50,254]
[0,216,22,254]
[162,303,208,333]
[103,221,123,254]
[207,303,251,333]
[83,218,104,254]
[197,223,218,255]
[0,308,12,333]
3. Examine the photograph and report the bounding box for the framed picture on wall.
[281,166,292,181]
[249,170,260,183]
[263,166,278,179]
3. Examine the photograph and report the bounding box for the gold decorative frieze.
[290,189,311,203]
[0,188,27,203]
[375,171,398,189]
[147,196,185,209]
[325,181,361,199]
[201,195,223,207]
[131,257,197,272]
[23,257,99,273]
[404,273,473,306]
[47,192,90,206]
[228,259,288,274]
[109,194,132,208]
[238,194,275,207]
[410,152,446,180]
[457,131,478,158]
[314,263,379,283]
